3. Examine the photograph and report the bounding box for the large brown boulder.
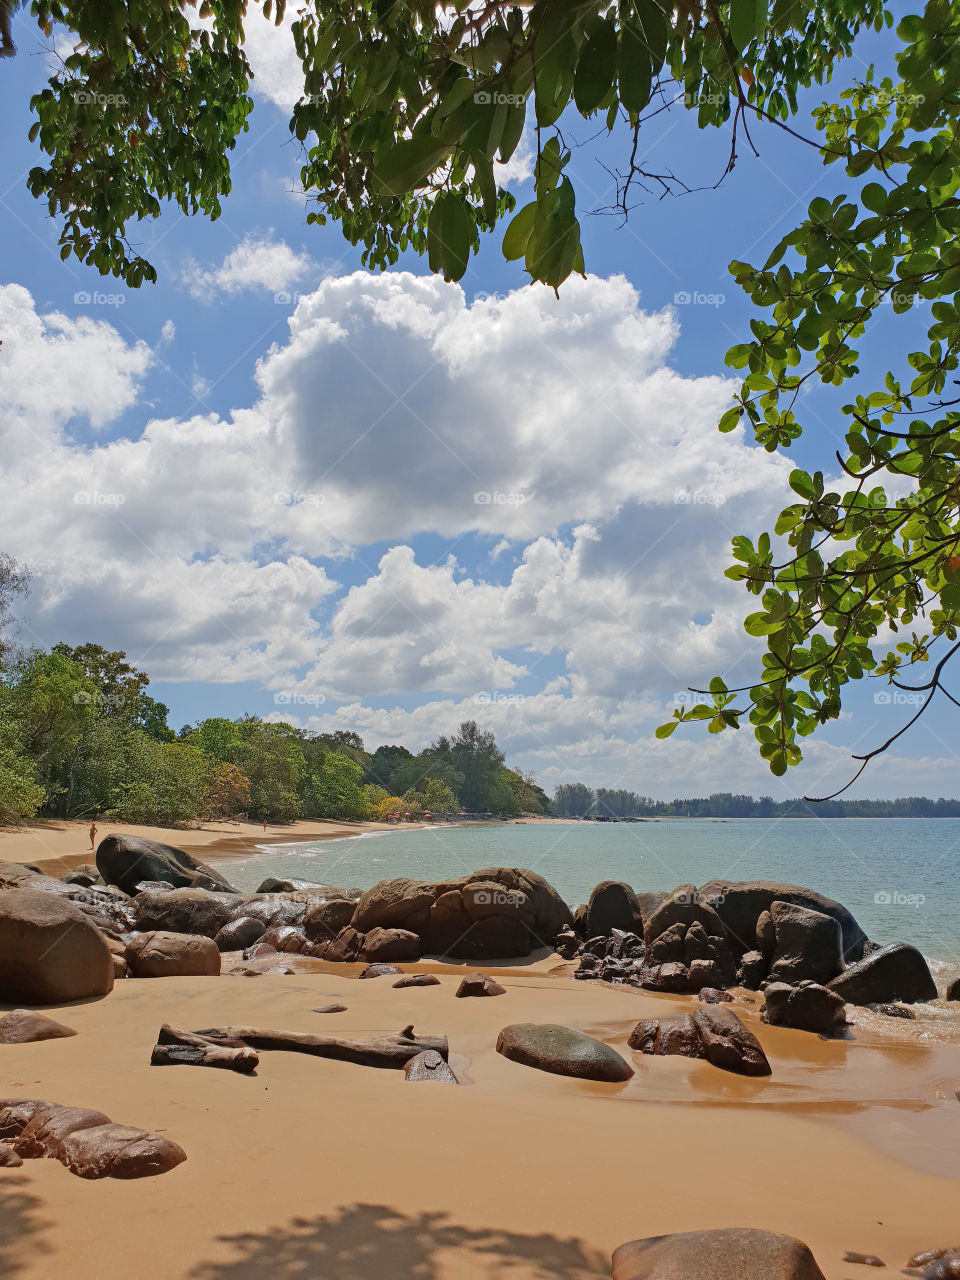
[96,835,237,896]
[694,1005,771,1076]
[584,881,644,936]
[644,885,726,945]
[767,901,844,985]
[134,888,236,938]
[360,927,421,963]
[496,1023,634,1082]
[762,982,847,1034]
[61,1124,187,1179]
[628,1014,703,1059]
[0,1011,78,1043]
[0,888,114,1004]
[697,879,868,961]
[303,899,357,941]
[125,931,221,978]
[612,1228,826,1279]
[827,942,937,1005]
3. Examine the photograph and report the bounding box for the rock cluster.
[612,1228,827,1279]
[628,1006,771,1076]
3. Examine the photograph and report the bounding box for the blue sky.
[2,4,956,800]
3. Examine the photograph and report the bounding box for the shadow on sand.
[0,1175,53,1276]
[189,1203,609,1280]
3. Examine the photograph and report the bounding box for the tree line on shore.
[0,637,550,826]
[552,784,960,819]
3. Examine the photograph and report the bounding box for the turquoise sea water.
[212,818,960,964]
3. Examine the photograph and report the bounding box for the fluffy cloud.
[181,235,312,301]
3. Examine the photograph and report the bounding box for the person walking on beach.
[89,820,98,851]
[262,817,267,833]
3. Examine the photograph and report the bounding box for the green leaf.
[427,192,471,282]
[502,201,537,261]
[655,722,678,738]
[376,134,448,196]
[729,0,767,50]
[574,15,617,115]
[617,21,652,116]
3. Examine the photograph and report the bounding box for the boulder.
[393,974,441,988]
[924,1257,960,1279]
[256,878,360,897]
[0,888,114,1004]
[96,835,236,896]
[125,931,221,978]
[0,1145,22,1167]
[611,1228,827,1280]
[403,1049,459,1083]
[762,982,847,1034]
[60,1123,187,1180]
[647,921,686,965]
[315,926,363,963]
[496,1023,634,1082]
[827,942,937,1005]
[360,927,421,964]
[639,962,693,994]
[0,1010,78,1044]
[455,971,505,997]
[61,864,101,887]
[693,1006,771,1076]
[644,885,726,945]
[737,951,768,989]
[12,1102,112,1159]
[303,899,357,941]
[756,910,776,958]
[214,916,266,953]
[584,881,644,936]
[698,987,733,1004]
[554,928,579,959]
[313,1003,348,1013]
[628,1014,704,1059]
[134,887,236,938]
[698,879,868,961]
[767,901,844,985]
[352,878,436,933]
[358,962,401,979]
[946,976,960,1001]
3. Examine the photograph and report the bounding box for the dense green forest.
[553,784,960,819]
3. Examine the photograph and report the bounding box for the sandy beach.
[1,956,959,1279]
[0,818,431,878]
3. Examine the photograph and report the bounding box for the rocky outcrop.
[612,1228,827,1279]
[0,1011,78,1043]
[584,881,644,936]
[629,1007,771,1076]
[360,927,421,964]
[351,868,572,959]
[214,916,266,953]
[96,834,236,896]
[767,901,845,985]
[946,976,960,1001]
[0,888,114,1004]
[0,1098,185,1180]
[761,982,847,1034]
[643,884,727,945]
[303,899,357,941]
[496,1023,634,1082]
[125,931,221,978]
[827,942,937,1005]
[134,888,237,938]
[697,879,868,961]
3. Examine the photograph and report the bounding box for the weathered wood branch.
[151,1024,260,1074]
[193,1025,448,1069]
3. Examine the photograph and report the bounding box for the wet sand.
[0,818,428,878]
[1,958,958,1279]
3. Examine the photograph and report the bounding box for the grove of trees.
[552,783,960,818]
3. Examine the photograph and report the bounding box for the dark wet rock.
[0,1144,22,1167]
[259,925,307,953]
[313,1003,348,1012]
[134,887,236,938]
[360,927,421,964]
[315,926,363,963]
[768,901,844,986]
[698,879,868,961]
[134,880,176,894]
[583,935,609,958]
[96,834,236,896]
[303,899,357,941]
[393,974,441,988]
[0,888,114,1004]
[455,971,506,997]
[61,1123,187,1179]
[922,1255,960,1279]
[682,919,713,964]
[554,928,579,959]
[946,976,960,1001]
[214,916,266,953]
[875,1002,915,1019]
[697,986,733,1004]
[687,958,725,991]
[644,885,726,945]
[11,1102,112,1159]
[61,864,101,887]
[737,950,768,990]
[126,931,221,978]
[694,1006,771,1076]
[639,962,692,994]
[841,1252,885,1267]
[244,941,278,959]
[828,942,937,1005]
[633,890,668,921]
[256,878,360,897]
[584,881,644,937]
[909,1249,960,1271]
[609,928,644,959]
[762,981,847,1034]
[628,1013,704,1059]
[0,1010,78,1043]
[358,962,402,979]
[497,1022,634,1082]
[403,1049,459,1082]
[612,1228,827,1279]
[756,909,776,958]
[648,921,686,965]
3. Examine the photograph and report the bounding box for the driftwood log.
[192,1025,449,1069]
[150,1025,260,1074]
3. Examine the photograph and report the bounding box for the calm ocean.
[212,817,960,964]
